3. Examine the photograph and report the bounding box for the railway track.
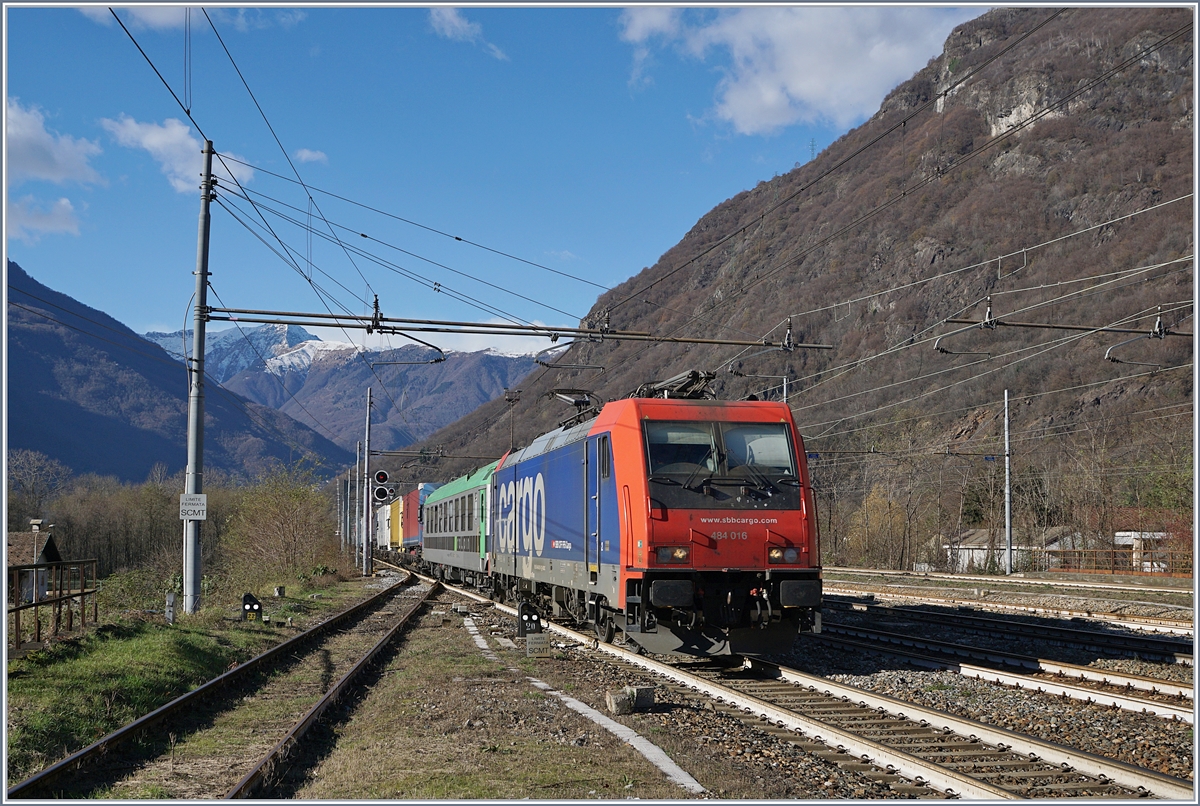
[593,632,1191,798]
[824,567,1193,598]
[824,586,1194,637]
[7,576,437,800]
[827,598,1195,664]
[682,657,1192,799]
[439,579,1192,800]
[815,622,1193,723]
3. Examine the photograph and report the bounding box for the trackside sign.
[179,494,208,521]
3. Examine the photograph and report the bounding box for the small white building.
[941,527,1079,574]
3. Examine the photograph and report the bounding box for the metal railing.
[7,559,99,652]
[1035,548,1192,577]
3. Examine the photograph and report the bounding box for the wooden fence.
[7,559,99,654]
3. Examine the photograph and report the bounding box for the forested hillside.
[7,261,353,485]
[390,7,1193,570]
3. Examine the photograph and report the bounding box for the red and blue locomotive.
[418,375,822,656]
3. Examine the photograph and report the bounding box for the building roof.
[943,527,1080,551]
[6,532,63,566]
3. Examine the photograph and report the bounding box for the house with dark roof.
[7,521,63,603]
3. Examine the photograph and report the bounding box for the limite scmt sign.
[179,493,207,520]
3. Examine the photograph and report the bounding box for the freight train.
[393,375,822,656]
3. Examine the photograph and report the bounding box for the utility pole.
[1004,389,1013,574]
[504,388,521,452]
[361,388,373,576]
[182,140,213,615]
[343,474,351,550]
[353,442,361,562]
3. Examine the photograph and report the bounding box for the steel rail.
[822,567,1194,599]
[473,600,1013,798]
[825,587,1196,641]
[827,599,1196,660]
[746,657,1194,801]
[6,577,412,799]
[419,573,1193,799]
[822,621,1194,699]
[450,584,1014,799]
[226,580,441,798]
[815,627,1194,723]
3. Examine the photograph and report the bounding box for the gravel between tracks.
[281,572,1194,797]
[781,643,1194,781]
[289,587,909,799]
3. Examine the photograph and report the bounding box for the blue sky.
[5,4,983,353]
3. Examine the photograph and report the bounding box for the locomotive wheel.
[594,607,615,643]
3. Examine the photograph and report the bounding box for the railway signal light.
[374,469,389,484]
[516,601,542,636]
[373,486,393,502]
[242,592,262,621]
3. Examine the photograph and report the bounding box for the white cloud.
[225,8,304,33]
[100,115,254,193]
[295,148,328,164]
[80,7,305,31]
[620,7,682,88]
[7,196,81,243]
[6,99,103,186]
[79,6,186,30]
[429,8,508,61]
[430,7,481,41]
[621,6,981,134]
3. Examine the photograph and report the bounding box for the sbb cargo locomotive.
[406,382,821,656]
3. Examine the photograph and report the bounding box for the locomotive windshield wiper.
[741,463,777,495]
[682,446,719,492]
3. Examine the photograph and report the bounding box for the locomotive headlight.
[769,546,800,564]
[656,546,690,564]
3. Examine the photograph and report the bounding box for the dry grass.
[280,597,889,800]
[285,603,707,800]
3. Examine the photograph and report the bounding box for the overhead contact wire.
[201,8,375,300]
[217,155,609,291]
[234,186,584,321]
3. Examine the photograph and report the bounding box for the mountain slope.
[222,344,536,450]
[145,326,538,452]
[7,260,354,482]
[396,7,1193,501]
[144,324,321,384]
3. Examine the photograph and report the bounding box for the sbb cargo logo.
[496,473,546,556]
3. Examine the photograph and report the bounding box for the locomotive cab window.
[645,423,718,475]
[644,420,802,510]
[599,434,611,479]
[723,423,796,476]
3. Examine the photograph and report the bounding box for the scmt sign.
[180,493,208,521]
